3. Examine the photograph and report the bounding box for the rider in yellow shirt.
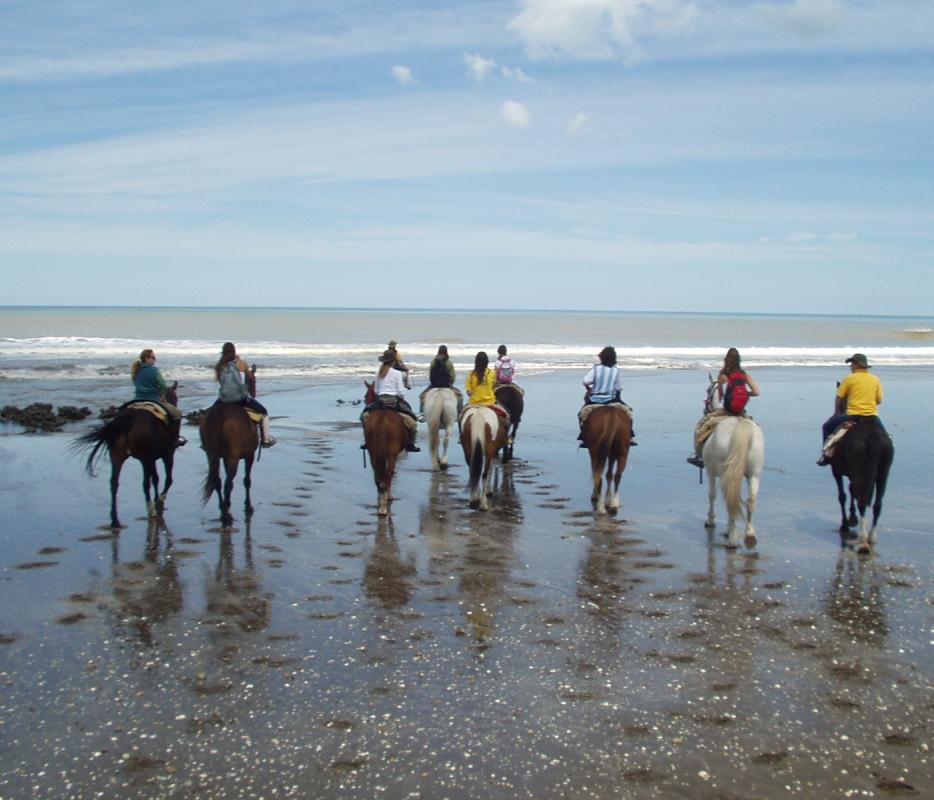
[817,353,886,465]
[464,351,497,405]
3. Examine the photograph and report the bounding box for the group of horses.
[74,375,894,555]
[76,386,258,530]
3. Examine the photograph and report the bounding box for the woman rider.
[364,349,420,452]
[131,348,185,447]
[419,344,463,418]
[687,347,759,468]
[214,341,276,447]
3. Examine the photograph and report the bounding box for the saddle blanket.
[360,408,418,431]
[579,402,633,424]
[126,401,168,424]
[460,403,510,425]
[822,421,856,458]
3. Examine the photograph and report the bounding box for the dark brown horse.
[581,405,632,515]
[200,403,260,529]
[363,381,409,516]
[494,384,524,462]
[829,420,894,553]
[75,384,180,528]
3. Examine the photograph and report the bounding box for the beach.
[1,309,933,798]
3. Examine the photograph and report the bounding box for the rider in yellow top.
[464,351,497,405]
[817,352,885,465]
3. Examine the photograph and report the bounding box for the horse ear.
[171,381,178,390]
[708,372,713,382]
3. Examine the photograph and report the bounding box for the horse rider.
[688,347,759,468]
[214,341,276,447]
[817,353,886,466]
[577,345,636,448]
[363,349,420,452]
[131,348,186,447]
[418,344,463,419]
[387,339,412,389]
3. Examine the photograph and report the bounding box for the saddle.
[822,421,857,458]
[245,409,264,424]
[460,403,510,426]
[361,395,418,430]
[126,401,170,424]
[579,401,633,424]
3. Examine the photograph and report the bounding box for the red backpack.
[723,371,749,414]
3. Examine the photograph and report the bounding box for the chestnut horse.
[75,383,180,528]
[200,403,260,529]
[829,420,893,553]
[460,405,508,510]
[494,384,524,463]
[363,381,409,516]
[582,404,631,515]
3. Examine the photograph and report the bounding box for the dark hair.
[473,351,489,381]
[722,347,743,375]
[497,345,507,356]
[436,344,448,360]
[598,346,617,367]
[215,341,237,382]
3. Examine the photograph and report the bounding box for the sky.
[1,0,932,314]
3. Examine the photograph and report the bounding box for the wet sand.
[1,368,932,799]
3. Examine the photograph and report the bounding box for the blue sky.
[1,0,932,314]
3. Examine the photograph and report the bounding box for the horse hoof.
[704,520,715,530]
[744,535,757,549]
[857,542,872,555]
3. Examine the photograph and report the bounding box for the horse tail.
[722,418,753,518]
[467,433,484,493]
[72,416,130,477]
[202,455,221,505]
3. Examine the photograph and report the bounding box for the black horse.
[494,384,524,463]
[75,384,180,528]
[829,419,894,553]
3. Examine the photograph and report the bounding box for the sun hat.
[388,340,398,348]
[379,350,396,364]
[846,353,870,368]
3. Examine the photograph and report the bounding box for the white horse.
[700,380,765,548]
[460,405,507,510]
[423,388,458,471]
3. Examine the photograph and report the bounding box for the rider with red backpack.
[687,348,760,468]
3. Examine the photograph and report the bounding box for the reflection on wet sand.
[203,524,270,635]
[109,520,183,647]
[362,517,416,609]
[824,552,889,647]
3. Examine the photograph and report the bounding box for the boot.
[405,427,420,452]
[261,416,276,448]
[172,418,187,447]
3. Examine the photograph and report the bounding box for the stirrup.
[405,444,421,452]
[578,441,587,449]
[686,455,704,468]
[816,454,830,466]
[175,437,187,448]
[262,437,276,448]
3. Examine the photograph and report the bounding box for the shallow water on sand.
[0,369,931,798]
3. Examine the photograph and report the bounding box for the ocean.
[2,307,932,398]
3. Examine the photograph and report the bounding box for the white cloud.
[567,112,588,134]
[509,0,697,62]
[501,100,531,128]
[464,52,497,80]
[391,65,414,84]
[501,65,531,82]
[755,0,844,37]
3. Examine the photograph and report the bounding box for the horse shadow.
[203,522,270,635]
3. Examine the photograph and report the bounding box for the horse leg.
[847,480,858,528]
[109,454,126,529]
[743,474,759,549]
[705,467,717,529]
[479,452,493,511]
[157,452,174,516]
[439,420,451,470]
[221,457,238,528]
[143,460,159,519]
[428,415,440,471]
[243,456,254,517]
[833,472,850,534]
[604,458,619,515]
[592,462,605,515]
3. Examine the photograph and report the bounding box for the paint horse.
[460,404,508,510]
[75,383,181,528]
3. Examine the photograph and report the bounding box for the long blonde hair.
[131,348,154,380]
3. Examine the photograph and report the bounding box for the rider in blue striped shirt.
[578,346,636,447]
